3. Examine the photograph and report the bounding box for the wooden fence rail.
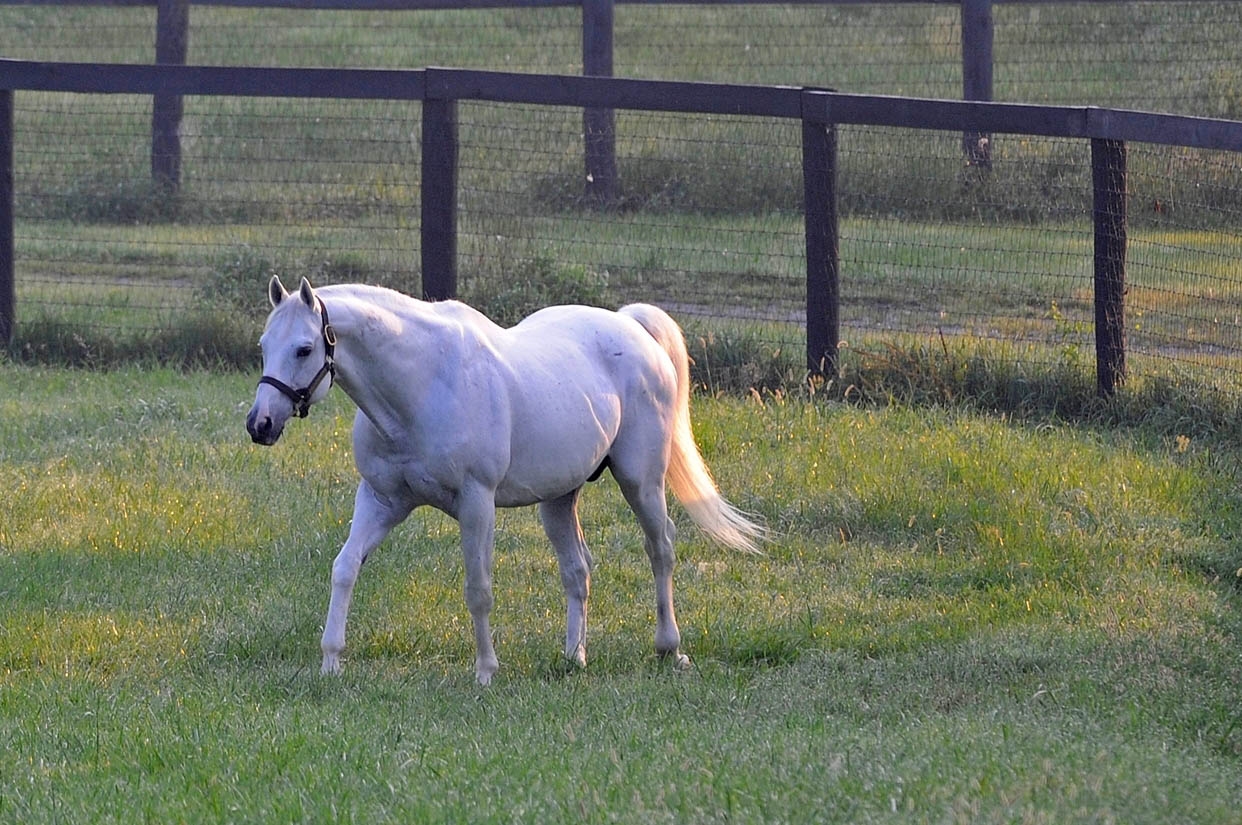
[3,60,1242,391]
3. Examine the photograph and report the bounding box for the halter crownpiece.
[257,297,337,418]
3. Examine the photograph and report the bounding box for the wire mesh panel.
[16,93,181,340]
[828,126,1095,368]
[1126,144,1242,372]
[994,2,1242,117]
[454,102,807,341]
[9,84,1242,382]
[834,127,1242,381]
[178,95,422,291]
[12,92,421,360]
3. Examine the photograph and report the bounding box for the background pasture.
[2,365,1242,821]
[3,2,1242,390]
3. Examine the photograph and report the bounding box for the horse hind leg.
[539,489,592,668]
[615,472,689,668]
[456,481,501,685]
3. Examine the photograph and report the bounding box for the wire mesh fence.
[14,94,423,354]
[3,2,1242,388]
[455,104,806,328]
[10,84,1242,386]
[3,2,1242,115]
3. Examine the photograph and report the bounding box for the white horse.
[246,276,764,684]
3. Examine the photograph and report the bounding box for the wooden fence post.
[152,0,189,191]
[421,97,458,301]
[1092,137,1127,396]
[582,0,618,204]
[802,117,840,377]
[0,89,13,348]
[961,0,993,168]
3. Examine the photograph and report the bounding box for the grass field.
[2,364,1241,822]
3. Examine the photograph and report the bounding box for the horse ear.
[298,277,316,308]
[268,275,288,308]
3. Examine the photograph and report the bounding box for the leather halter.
[257,297,337,419]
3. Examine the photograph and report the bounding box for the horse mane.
[318,283,501,332]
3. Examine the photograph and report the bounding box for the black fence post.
[582,0,618,204]
[1092,138,1127,396]
[0,89,13,348]
[961,0,993,168]
[421,97,458,302]
[152,0,189,192]
[802,117,840,377]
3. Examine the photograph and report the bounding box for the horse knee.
[465,583,494,616]
[332,543,370,583]
[330,564,359,595]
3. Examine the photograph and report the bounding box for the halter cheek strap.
[258,297,337,419]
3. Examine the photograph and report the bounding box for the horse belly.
[494,387,621,507]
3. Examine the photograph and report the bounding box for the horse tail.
[620,304,767,553]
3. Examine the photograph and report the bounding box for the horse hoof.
[475,658,499,686]
[321,654,342,675]
[658,649,691,671]
[568,644,587,669]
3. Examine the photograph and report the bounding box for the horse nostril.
[247,410,273,442]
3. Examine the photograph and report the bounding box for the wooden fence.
[5,0,1239,196]
[2,59,1242,392]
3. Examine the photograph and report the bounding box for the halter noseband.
[258,297,337,419]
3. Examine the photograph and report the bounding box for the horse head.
[246,275,337,446]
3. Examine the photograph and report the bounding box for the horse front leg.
[457,482,500,685]
[321,481,408,675]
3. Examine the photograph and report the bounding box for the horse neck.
[320,287,441,440]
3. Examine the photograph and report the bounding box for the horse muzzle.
[246,405,285,446]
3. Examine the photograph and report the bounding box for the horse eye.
[296,345,313,358]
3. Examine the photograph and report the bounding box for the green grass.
[2,364,1241,822]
